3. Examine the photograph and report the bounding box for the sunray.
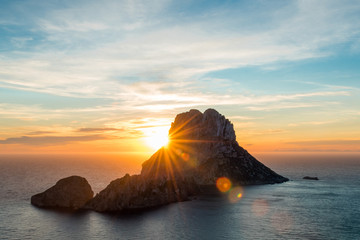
[163,149,183,201]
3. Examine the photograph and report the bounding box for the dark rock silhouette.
[31,109,288,212]
[303,176,319,180]
[85,109,288,212]
[31,176,93,209]
[84,173,199,212]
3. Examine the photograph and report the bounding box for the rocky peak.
[169,108,236,142]
[202,108,236,141]
[142,109,287,185]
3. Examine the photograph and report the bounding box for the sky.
[0,0,360,154]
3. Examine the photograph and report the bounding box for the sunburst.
[143,126,169,150]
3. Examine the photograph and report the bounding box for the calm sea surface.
[0,152,359,240]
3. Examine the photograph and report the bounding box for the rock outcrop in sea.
[85,109,288,212]
[303,176,319,180]
[31,109,288,212]
[31,176,93,209]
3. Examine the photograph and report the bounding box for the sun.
[143,126,169,150]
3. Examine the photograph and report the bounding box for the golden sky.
[1,0,360,154]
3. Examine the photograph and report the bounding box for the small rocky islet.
[31,176,93,209]
[303,176,319,180]
[31,109,288,212]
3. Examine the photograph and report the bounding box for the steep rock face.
[142,108,288,185]
[85,173,199,212]
[169,109,236,142]
[86,109,288,212]
[31,176,93,209]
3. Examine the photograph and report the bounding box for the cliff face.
[86,109,288,212]
[141,109,287,185]
[85,173,199,212]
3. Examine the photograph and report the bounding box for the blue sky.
[0,0,360,152]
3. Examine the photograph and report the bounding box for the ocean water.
[0,152,359,240]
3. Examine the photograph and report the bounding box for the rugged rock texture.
[85,109,288,212]
[31,176,93,209]
[85,173,199,212]
[142,109,288,185]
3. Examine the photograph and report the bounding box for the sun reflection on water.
[251,199,269,217]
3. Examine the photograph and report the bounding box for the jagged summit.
[169,108,236,142]
[141,108,287,185]
[32,109,288,212]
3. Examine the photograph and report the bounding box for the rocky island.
[31,109,288,212]
[31,176,93,209]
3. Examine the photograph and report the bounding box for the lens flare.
[181,152,190,161]
[228,186,243,203]
[175,148,182,156]
[216,177,232,192]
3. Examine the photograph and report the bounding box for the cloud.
[36,0,168,33]
[0,135,110,145]
[242,129,287,136]
[109,117,172,131]
[0,0,359,105]
[38,19,108,33]
[288,120,336,127]
[26,131,57,135]
[229,116,261,120]
[10,37,33,48]
[246,103,319,111]
[287,139,360,146]
[77,127,124,132]
[0,88,350,123]
[131,90,349,111]
[287,80,358,91]
[272,148,360,153]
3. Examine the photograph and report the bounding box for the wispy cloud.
[287,80,358,91]
[0,135,109,145]
[26,131,57,135]
[76,127,124,132]
[0,0,359,105]
[131,90,349,111]
[288,120,336,127]
[247,103,318,111]
[287,139,360,146]
[240,129,287,136]
[0,88,350,122]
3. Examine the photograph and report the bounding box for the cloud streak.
[0,135,109,145]
[287,140,360,146]
[77,128,124,132]
[0,0,359,105]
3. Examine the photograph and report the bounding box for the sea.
[0,152,359,240]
